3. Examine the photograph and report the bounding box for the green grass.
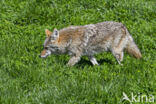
[0,0,156,104]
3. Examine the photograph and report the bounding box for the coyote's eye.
[44,47,48,49]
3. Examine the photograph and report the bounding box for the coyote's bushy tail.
[125,36,142,59]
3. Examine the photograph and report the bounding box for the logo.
[121,92,155,103]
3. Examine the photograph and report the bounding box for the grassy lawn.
[0,0,156,103]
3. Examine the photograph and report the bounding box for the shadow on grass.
[76,58,113,68]
[98,58,113,65]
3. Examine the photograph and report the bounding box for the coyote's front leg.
[67,55,81,66]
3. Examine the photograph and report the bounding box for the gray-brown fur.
[40,21,142,66]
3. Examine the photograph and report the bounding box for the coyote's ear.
[45,29,52,37]
[52,28,59,40]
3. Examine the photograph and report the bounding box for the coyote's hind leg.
[115,52,123,64]
[112,49,124,65]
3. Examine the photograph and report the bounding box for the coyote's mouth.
[40,49,51,58]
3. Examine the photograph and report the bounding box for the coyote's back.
[40,21,142,66]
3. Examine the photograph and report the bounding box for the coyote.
[40,21,141,66]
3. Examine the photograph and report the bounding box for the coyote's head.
[40,28,60,58]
